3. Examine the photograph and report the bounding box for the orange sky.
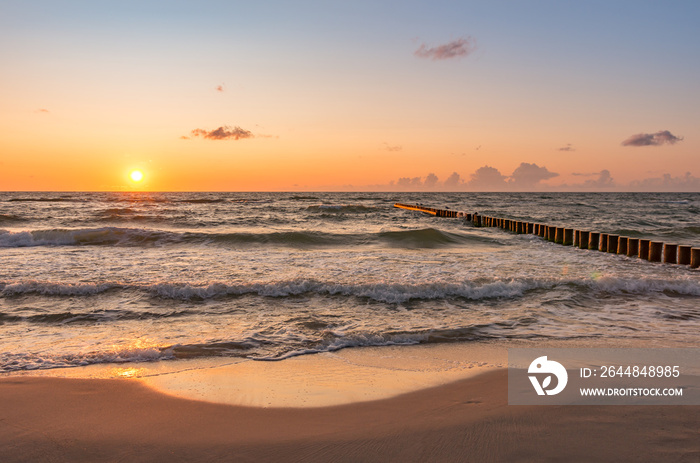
[1,1,698,191]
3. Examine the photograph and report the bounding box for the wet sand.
[1,342,698,462]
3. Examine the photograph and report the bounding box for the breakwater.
[394,203,700,269]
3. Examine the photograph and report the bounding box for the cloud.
[414,37,476,60]
[35,109,50,114]
[379,163,557,191]
[382,143,402,152]
[216,84,224,92]
[424,173,439,188]
[628,172,700,191]
[396,176,424,188]
[584,169,614,188]
[187,126,254,141]
[558,143,575,152]
[467,165,507,190]
[444,172,464,189]
[370,166,699,192]
[621,130,683,147]
[509,162,559,187]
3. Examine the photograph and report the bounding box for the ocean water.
[1,192,699,373]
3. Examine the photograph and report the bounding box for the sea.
[1,192,699,373]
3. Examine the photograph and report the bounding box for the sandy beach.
[2,342,698,462]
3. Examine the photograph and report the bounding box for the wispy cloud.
[185,126,254,141]
[558,143,575,152]
[414,37,476,60]
[35,109,50,114]
[215,84,224,92]
[382,142,402,152]
[622,130,683,147]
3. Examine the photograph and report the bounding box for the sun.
[130,170,144,182]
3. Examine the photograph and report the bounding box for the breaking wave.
[0,227,496,249]
[2,276,699,305]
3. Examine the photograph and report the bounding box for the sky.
[1,0,698,191]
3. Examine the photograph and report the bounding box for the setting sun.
[130,170,144,182]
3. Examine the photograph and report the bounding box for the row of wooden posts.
[393,203,700,269]
[393,203,469,218]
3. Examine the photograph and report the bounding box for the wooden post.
[578,231,590,249]
[527,223,534,234]
[627,238,639,257]
[599,233,609,252]
[691,248,700,269]
[563,229,573,246]
[617,237,628,255]
[547,226,556,242]
[554,227,564,244]
[573,230,579,247]
[663,244,678,264]
[538,225,546,237]
[588,232,600,250]
[607,235,618,253]
[639,239,650,260]
[679,245,692,265]
[649,241,663,262]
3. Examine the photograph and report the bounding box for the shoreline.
[5,337,688,407]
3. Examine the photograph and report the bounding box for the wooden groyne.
[394,203,700,269]
[393,203,470,218]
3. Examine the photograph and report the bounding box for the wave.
[0,227,177,247]
[3,276,699,304]
[0,309,193,324]
[378,228,492,248]
[176,199,228,204]
[0,226,494,249]
[1,343,175,372]
[0,316,552,372]
[306,204,377,213]
[7,197,81,202]
[0,214,27,224]
[0,317,589,371]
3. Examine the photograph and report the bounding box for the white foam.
[1,345,175,372]
[3,276,700,301]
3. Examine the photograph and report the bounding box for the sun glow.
[130,170,144,182]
